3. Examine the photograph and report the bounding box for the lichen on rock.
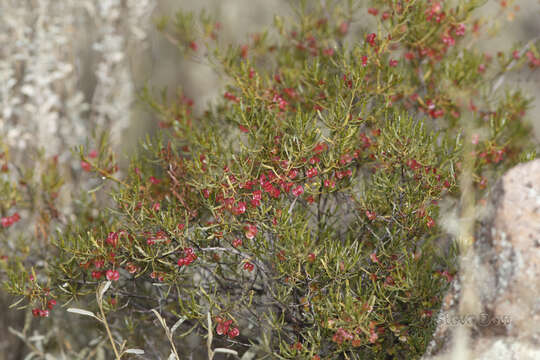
[424,159,540,359]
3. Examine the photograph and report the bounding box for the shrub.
[2,1,538,359]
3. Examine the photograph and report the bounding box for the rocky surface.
[424,159,540,360]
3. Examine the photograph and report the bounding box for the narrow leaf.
[67,308,98,320]
[214,348,239,356]
[151,309,169,334]
[99,281,112,299]
[124,349,145,355]
[170,316,187,334]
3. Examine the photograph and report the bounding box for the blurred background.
[0,0,539,358]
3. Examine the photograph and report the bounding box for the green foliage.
[2,0,539,359]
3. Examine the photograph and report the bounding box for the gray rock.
[424,159,540,359]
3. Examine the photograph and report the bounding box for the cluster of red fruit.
[146,230,169,245]
[84,255,120,281]
[32,299,57,318]
[331,321,382,347]
[424,1,446,23]
[91,269,120,281]
[231,238,242,248]
[199,135,367,234]
[332,327,357,346]
[177,247,197,267]
[80,149,98,172]
[106,269,120,281]
[1,212,20,228]
[243,262,254,272]
[215,317,240,339]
